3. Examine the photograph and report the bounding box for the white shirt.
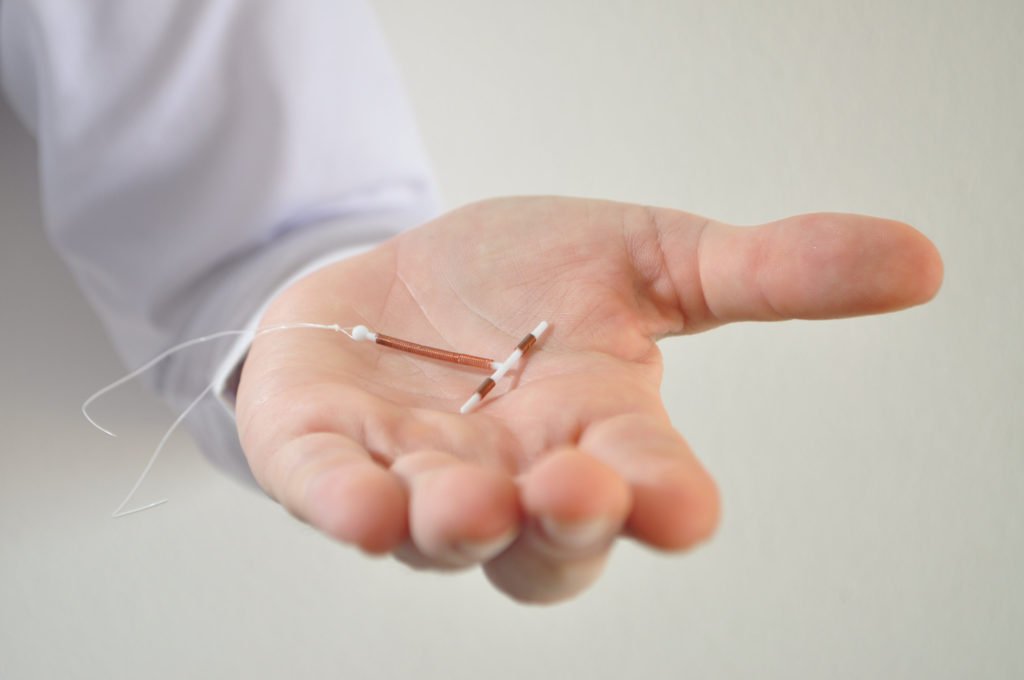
[0,0,438,483]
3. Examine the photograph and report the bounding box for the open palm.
[235,197,942,603]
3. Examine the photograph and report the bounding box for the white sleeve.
[0,0,439,484]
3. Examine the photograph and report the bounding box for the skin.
[235,196,943,604]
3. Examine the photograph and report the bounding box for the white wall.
[1,1,1020,678]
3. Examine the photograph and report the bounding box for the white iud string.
[84,320,549,518]
[84,322,352,518]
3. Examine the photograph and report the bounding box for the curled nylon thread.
[84,323,352,518]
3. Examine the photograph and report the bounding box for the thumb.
[646,210,944,333]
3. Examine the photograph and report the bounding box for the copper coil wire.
[373,333,496,370]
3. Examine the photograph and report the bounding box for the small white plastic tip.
[532,320,549,339]
[494,349,522,381]
[352,325,373,342]
[459,393,481,415]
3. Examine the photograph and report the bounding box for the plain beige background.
[1,1,1021,678]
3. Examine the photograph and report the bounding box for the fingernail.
[455,529,518,562]
[540,516,614,549]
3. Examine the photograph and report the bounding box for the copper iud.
[350,321,550,414]
[351,325,500,370]
[460,321,550,414]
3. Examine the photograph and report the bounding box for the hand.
[235,197,942,603]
